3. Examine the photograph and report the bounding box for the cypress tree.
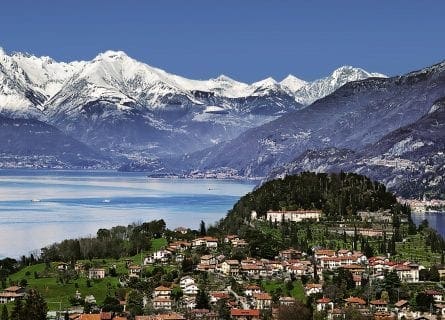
[1,305,8,320]
[23,289,47,320]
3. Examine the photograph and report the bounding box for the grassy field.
[6,238,168,311]
[261,279,305,303]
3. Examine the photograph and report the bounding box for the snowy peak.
[280,75,308,93]
[93,50,129,61]
[0,46,387,117]
[330,65,386,83]
[291,66,387,105]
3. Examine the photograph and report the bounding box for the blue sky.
[0,0,444,82]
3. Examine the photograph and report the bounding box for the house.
[344,296,366,307]
[180,276,196,289]
[129,265,142,277]
[230,309,260,320]
[316,297,333,312]
[394,299,409,313]
[182,296,196,309]
[153,296,173,310]
[279,249,302,260]
[192,237,218,248]
[231,239,249,248]
[183,284,199,296]
[154,286,172,297]
[221,260,240,275]
[266,210,322,223]
[314,249,336,260]
[168,241,191,252]
[224,235,240,243]
[136,313,185,320]
[244,285,262,297]
[200,255,217,266]
[210,292,230,304]
[88,268,106,279]
[57,262,69,271]
[279,296,296,305]
[304,283,323,296]
[75,263,85,273]
[174,227,189,234]
[145,250,172,264]
[395,263,420,283]
[370,299,389,312]
[79,312,122,320]
[253,293,272,309]
[0,286,25,304]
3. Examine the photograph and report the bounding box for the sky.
[0,0,444,83]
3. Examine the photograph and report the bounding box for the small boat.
[31,199,41,202]
[102,199,111,203]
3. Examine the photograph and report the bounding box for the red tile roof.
[344,296,366,305]
[231,309,260,317]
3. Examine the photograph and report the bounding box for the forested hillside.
[218,172,403,233]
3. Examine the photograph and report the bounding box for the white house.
[154,285,172,297]
[192,237,218,248]
[88,268,106,279]
[0,286,25,304]
[253,293,272,309]
[221,260,240,275]
[266,210,322,223]
[180,276,196,289]
[183,284,199,296]
[153,296,172,310]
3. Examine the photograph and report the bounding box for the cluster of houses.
[9,217,444,320]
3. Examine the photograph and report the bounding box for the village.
[1,207,445,320]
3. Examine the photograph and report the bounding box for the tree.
[1,305,8,320]
[195,289,210,309]
[277,301,311,320]
[215,298,230,320]
[199,220,206,236]
[10,298,24,320]
[333,268,355,291]
[127,290,144,316]
[22,289,47,320]
[102,296,123,312]
[429,265,440,282]
[415,292,434,312]
[384,270,401,302]
[343,307,367,320]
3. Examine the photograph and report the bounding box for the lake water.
[412,212,445,239]
[0,170,255,258]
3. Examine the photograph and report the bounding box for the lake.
[0,170,255,258]
[412,211,445,239]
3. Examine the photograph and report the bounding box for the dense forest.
[217,172,402,234]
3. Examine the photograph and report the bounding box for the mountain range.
[0,47,443,198]
[0,47,384,159]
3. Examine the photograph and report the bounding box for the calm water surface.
[412,212,445,239]
[0,170,255,258]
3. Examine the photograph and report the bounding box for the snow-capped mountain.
[143,60,445,185]
[283,66,387,105]
[0,46,385,161]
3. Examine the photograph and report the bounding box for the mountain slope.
[157,60,445,178]
[0,116,109,168]
[267,97,445,199]
[0,47,385,160]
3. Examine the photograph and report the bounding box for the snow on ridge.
[0,46,387,110]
